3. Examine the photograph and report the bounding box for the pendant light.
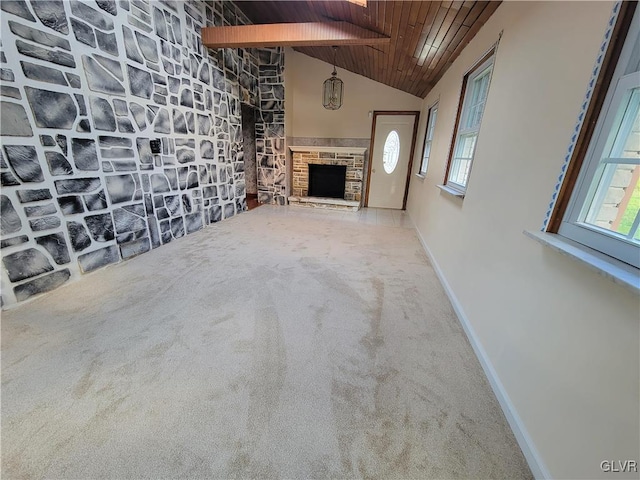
[322,46,343,110]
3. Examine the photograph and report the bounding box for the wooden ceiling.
[235,1,502,98]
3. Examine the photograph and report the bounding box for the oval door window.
[382,130,400,174]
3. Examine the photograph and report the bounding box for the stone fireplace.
[309,164,346,198]
[288,146,367,211]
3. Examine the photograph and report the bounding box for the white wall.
[287,49,421,139]
[406,2,639,479]
[284,47,295,140]
[284,47,296,198]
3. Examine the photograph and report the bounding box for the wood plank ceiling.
[235,1,502,98]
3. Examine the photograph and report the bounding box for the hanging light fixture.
[322,46,343,110]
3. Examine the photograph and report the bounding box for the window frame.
[548,2,639,270]
[418,102,439,176]
[443,48,496,194]
[382,130,401,174]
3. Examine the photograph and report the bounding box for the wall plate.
[150,139,161,154]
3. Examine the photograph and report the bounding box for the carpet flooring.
[2,206,532,479]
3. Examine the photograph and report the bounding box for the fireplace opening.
[308,164,347,199]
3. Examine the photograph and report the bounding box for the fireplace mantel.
[289,146,367,155]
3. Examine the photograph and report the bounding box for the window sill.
[524,230,639,294]
[436,184,465,198]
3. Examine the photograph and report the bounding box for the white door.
[368,114,416,209]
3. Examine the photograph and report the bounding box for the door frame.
[365,110,421,209]
[240,102,259,197]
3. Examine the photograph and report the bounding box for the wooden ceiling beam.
[202,21,389,48]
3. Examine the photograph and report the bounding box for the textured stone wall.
[256,47,285,205]
[292,151,364,202]
[0,0,285,307]
[289,137,370,202]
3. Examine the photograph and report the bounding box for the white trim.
[288,146,367,154]
[524,230,639,294]
[287,196,359,207]
[436,183,465,198]
[408,213,552,480]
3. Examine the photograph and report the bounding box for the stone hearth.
[289,146,366,211]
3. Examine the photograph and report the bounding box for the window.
[444,50,495,193]
[553,4,639,269]
[383,130,400,173]
[419,103,438,175]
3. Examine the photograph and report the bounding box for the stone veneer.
[256,48,286,205]
[0,0,285,307]
[291,146,366,204]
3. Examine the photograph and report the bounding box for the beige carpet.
[2,206,532,479]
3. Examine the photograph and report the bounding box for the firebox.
[308,164,347,199]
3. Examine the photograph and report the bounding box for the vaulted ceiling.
[235,1,502,98]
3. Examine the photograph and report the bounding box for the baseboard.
[408,214,552,480]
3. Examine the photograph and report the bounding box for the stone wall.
[289,137,370,204]
[0,0,285,307]
[256,47,286,205]
[292,150,364,202]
